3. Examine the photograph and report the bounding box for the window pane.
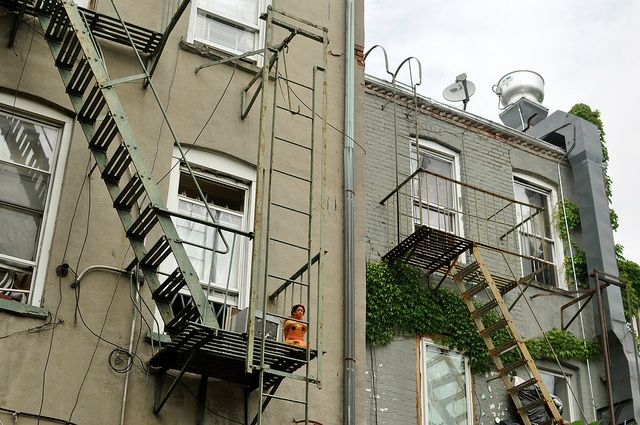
[195,10,256,53]
[0,162,49,212]
[424,346,468,425]
[197,0,257,25]
[0,112,57,172]
[0,263,33,303]
[0,204,41,261]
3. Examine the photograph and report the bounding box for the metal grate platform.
[383,226,473,274]
[2,0,162,55]
[149,323,317,391]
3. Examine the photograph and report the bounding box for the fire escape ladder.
[36,0,218,332]
[454,245,564,425]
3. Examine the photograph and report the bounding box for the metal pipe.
[120,271,139,425]
[342,0,356,423]
[594,270,616,424]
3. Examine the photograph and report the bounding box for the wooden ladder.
[453,244,564,425]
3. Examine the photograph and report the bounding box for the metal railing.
[381,168,557,285]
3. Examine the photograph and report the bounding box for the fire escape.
[2,0,326,423]
[371,54,564,424]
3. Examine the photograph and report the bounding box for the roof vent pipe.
[494,70,548,131]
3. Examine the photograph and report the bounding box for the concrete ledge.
[179,39,259,75]
[0,298,49,320]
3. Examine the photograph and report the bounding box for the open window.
[539,369,578,422]
[0,97,71,307]
[419,339,472,425]
[158,149,255,331]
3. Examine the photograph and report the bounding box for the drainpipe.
[343,0,356,423]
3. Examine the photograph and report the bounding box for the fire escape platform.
[149,323,317,391]
[383,226,519,293]
[1,0,162,55]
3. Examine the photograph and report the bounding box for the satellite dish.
[442,73,475,110]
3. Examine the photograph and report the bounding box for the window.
[186,0,268,58]
[0,97,71,307]
[513,176,561,286]
[159,150,255,330]
[539,369,577,422]
[420,340,472,425]
[411,141,461,234]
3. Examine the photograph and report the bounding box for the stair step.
[140,236,172,270]
[479,318,508,337]
[510,377,538,394]
[472,299,498,318]
[498,358,528,376]
[455,261,480,281]
[127,205,158,239]
[461,281,488,299]
[113,175,144,210]
[153,269,185,301]
[102,144,131,183]
[78,84,106,123]
[165,303,200,334]
[67,58,93,96]
[45,4,69,41]
[489,339,518,357]
[89,113,118,151]
[56,29,81,69]
[517,397,546,413]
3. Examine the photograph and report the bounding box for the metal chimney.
[494,70,548,131]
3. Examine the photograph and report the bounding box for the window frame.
[0,93,72,307]
[410,140,463,236]
[512,174,565,288]
[157,149,255,332]
[185,0,269,62]
[418,338,473,425]
[538,368,578,422]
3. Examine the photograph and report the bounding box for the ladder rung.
[56,29,81,69]
[480,318,508,337]
[267,273,309,286]
[140,236,171,270]
[102,144,132,183]
[489,339,518,357]
[509,377,538,394]
[272,168,311,183]
[89,114,118,151]
[274,135,311,151]
[271,202,310,216]
[461,281,488,299]
[113,175,144,210]
[472,299,498,318]
[260,391,307,405]
[67,58,93,96]
[153,269,185,301]
[127,205,158,239]
[165,304,200,333]
[269,237,310,252]
[498,358,528,376]
[78,84,106,123]
[455,261,480,281]
[517,397,546,413]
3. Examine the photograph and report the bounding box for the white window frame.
[512,174,565,288]
[419,338,473,425]
[410,140,464,237]
[156,149,255,332]
[186,0,269,63]
[0,93,72,307]
[539,368,578,422]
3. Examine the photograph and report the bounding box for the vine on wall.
[366,260,599,372]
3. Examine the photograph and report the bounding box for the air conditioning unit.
[232,308,282,342]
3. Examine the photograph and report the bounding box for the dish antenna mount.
[443,73,475,110]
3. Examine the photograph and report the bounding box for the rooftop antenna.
[443,73,475,110]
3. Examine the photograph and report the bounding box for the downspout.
[343,0,356,423]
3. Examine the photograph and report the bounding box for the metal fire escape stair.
[35,0,218,333]
[454,245,564,425]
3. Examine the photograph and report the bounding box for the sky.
[364,0,640,262]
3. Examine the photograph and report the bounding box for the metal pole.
[595,269,616,424]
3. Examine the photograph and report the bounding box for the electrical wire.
[0,314,62,340]
[157,59,239,184]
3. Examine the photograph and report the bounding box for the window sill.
[146,330,172,345]
[0,298,49,320]
[180,39,260,75]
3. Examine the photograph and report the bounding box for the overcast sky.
[364,0,640,263]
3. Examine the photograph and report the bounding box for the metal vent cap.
[494,70,544,108]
